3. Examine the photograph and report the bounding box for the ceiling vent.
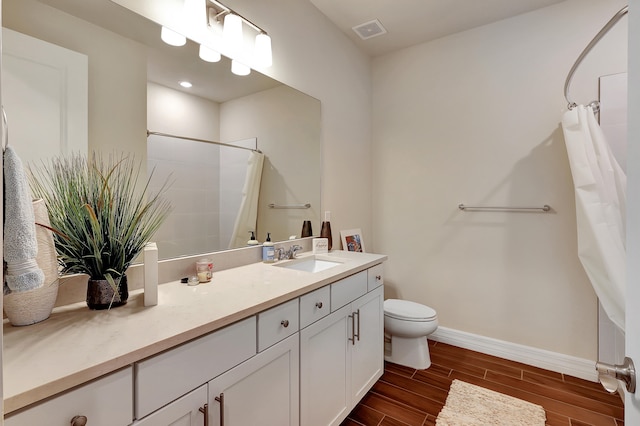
[352,19,387,40]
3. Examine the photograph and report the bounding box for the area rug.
[435,380,546,426]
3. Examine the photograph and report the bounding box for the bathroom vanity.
[2,250,386,426]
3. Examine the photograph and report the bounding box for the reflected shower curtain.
[229,151,265,249]
[561,105,626,331]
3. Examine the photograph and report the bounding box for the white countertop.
[3,250,386,414]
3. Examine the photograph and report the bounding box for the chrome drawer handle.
[281,319,289,328]
[70,416,88,426]
[315,302,323,309]
[348,313,355,345]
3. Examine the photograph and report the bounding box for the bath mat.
[436,380,546,426]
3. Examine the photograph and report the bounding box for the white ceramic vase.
[4,199,59,326]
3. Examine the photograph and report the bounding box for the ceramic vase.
[3,199,59,326]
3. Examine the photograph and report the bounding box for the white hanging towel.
[229,151,265,249]
[561,105,626,331]
[3,146,45,294]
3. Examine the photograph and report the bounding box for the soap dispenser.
[263,233,275,263]
[247,231,260,247]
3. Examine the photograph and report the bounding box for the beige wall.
[371,0,627,360]
[3,0,147,173]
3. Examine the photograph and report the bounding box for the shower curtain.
[561,105,626,331]
[229,151,265,249]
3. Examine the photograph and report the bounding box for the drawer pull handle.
[315,302,323,309]
[199,403,209,426]
[70,416,88,426]
[281,319,290,328]
[355,309,361,341]
[215,393,225,426]
[376,275,382,280]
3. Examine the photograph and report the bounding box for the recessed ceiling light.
[179,81,193,88]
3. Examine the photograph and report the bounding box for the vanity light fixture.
[231,59,250,76]
[160,26,187,46]
[199,45,221,62]
[254,33,272,68]
[206,0,273,71]
[222,13,243,52]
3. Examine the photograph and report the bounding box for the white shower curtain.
[561,105,626,331]
[229,151,265,249]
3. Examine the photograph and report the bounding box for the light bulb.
[161,26,186,46]
[223,13,243,52]
[231,59,250,76]
[254,33,272,68]
[199,45,221,62]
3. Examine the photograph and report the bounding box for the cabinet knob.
[376,275,382,280]
[70,416,88,426]
[281,319,289,328]
[315,302,323,309]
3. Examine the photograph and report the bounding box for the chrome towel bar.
[458,204,551,212]
[268,203,311,209]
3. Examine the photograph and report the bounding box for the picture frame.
[340,228,365,253]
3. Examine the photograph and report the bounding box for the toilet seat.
[384,299,437,321]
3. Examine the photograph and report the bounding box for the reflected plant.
[28,152,172,293]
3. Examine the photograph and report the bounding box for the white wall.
[372,0,627,360]
[220,85,322,242]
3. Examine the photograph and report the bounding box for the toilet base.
[385,335,431,370]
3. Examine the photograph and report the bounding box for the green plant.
[28,152,171,291]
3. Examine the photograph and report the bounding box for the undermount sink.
[274,255,345,273]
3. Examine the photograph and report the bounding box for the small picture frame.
[340,228,365,253]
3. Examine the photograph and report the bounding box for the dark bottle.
[320,221,332,250]
[301,220,313,238]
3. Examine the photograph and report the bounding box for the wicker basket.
[4,199,59,326]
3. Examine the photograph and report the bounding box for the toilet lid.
[384,299,437,321]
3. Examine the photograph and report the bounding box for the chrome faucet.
[278,245,303,260]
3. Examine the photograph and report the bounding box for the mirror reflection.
[2,0,321,260]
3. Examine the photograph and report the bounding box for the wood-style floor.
[341,341,624,426]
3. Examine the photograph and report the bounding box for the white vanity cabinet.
[299,271,384,426]
[133,385,207,426]
[4,367,133,426]
[134,317,257,420]
[208,334,299,426]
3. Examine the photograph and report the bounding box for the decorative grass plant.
[28,152,172,295]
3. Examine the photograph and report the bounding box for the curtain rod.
[147,130,262,153]
[564,5,628,111]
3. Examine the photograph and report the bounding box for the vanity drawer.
[299,285,331,328]
[368,264,384,291]
[5,367,133,426]
[331,271,367,312]
[135,316,256,419]
[257,298,299,352]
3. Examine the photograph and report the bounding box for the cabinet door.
[350,286,384,403]
[300,304,352,426]
[208,334,299,426]
[134,385,206,426]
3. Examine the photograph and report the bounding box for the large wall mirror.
[2,0,321,261]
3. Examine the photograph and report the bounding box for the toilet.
[384,299,438,369]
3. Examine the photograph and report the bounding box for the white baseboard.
[430,326,598,382]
